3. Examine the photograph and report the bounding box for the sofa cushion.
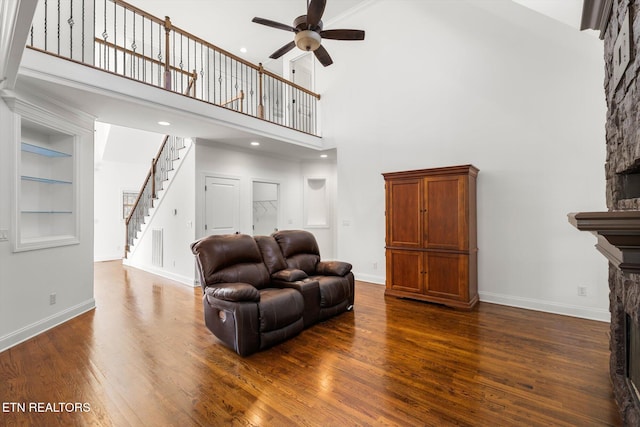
[258,288,304,332]
[205,283,260,302]
[317,261,352,277]
[191,234,271,289]
[311,276,352,308]
[286,253,320,276]
[254,235,287,274]
[271,268,308,282]
[273,230,320,258]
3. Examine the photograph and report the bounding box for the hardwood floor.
[0,261,622,426]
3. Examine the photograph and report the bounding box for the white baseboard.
[94,254,122,263]
[352,273,610,322]
[122,261,196,287]
[0,299,96,353]
[353,272,385,285]
[479,291,610,322]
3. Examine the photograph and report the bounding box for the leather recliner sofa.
[191,230,354,356]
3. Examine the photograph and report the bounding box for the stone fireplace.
[572,0,640,424]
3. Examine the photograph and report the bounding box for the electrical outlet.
[0,229,8,241]
[373,262,378,270]
[49,293,56,305]
[578,286,588,297]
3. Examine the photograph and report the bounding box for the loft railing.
[27,0,321,136]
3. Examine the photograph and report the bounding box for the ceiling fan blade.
[306,0,327,29]
[269,41,296,59]
[314,45,333,67]
[320,29,365,41]
[252,17,297,32]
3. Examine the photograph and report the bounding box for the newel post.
[163,16,172,90]
[258,63,264,119]
[151,158,157,199]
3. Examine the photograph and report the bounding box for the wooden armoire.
[383,165,478,309]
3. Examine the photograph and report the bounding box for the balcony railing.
[27,0,321,136]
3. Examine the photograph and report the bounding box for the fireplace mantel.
[569,211,640,273]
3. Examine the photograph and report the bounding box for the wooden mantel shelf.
[568,211,640,273]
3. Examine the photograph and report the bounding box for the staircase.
[125,135,188,257]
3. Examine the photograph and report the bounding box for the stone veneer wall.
[605,1,640,425]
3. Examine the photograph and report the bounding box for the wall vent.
[152,228,163,267]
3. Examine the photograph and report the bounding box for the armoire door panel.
[387,179,422,248]
[425,253,467,300]
[386,250,423,293]
[424,176,465,250]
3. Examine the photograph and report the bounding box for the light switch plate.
[613,8,631,90]
[0,229,8,242]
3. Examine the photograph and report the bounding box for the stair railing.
[27,0,321,136]
[124,133,187,257]
[123,74,193,257]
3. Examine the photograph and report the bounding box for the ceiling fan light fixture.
[295,30,321,52]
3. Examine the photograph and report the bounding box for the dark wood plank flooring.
[0,260,622,426]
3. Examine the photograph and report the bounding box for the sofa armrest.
[205,283,260,303]
[316,261,352,277]
[271,268,308,282]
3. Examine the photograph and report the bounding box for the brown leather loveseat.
[191,230,354,356]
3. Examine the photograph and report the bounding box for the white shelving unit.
[13,118,80,251]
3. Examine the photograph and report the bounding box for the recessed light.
[320,154,328,158]
[240,47,247,53]
[250,141,260,146]
[158,121,170,126]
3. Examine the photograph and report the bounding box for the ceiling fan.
[251,0,365,67]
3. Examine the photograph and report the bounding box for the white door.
[204,176,240,235]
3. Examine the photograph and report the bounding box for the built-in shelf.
[21,142,71,158]
[21,175,72,185]
[13,118,79,251]
[568,211,640,273]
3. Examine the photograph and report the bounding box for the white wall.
[122,139,338,287]
[0,94,95,352]
[124,141,196,285]
[317,0,609,320]
[93,124,167,261]
[195,141,338,258]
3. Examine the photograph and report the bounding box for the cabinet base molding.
[384,288,478,310]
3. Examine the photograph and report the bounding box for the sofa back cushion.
[273,230,321,275]
[254,235,287,274]
[191,234,270,290]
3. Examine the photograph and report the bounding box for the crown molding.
[580,0,613,39]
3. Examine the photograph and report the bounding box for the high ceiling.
[130,0,366,68]
[128,0,586,69]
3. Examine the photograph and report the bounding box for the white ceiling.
[22,0,590,164]
[130,0,366,67]
[128,1,586,69]
[512,0,584,30]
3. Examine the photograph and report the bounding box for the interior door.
[204,176,240,235]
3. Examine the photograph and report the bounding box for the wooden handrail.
[94,38,196,80]
[168,22,320,100]
[111,0,164,25]
[220,90,244,111]
[108,0,320,99]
